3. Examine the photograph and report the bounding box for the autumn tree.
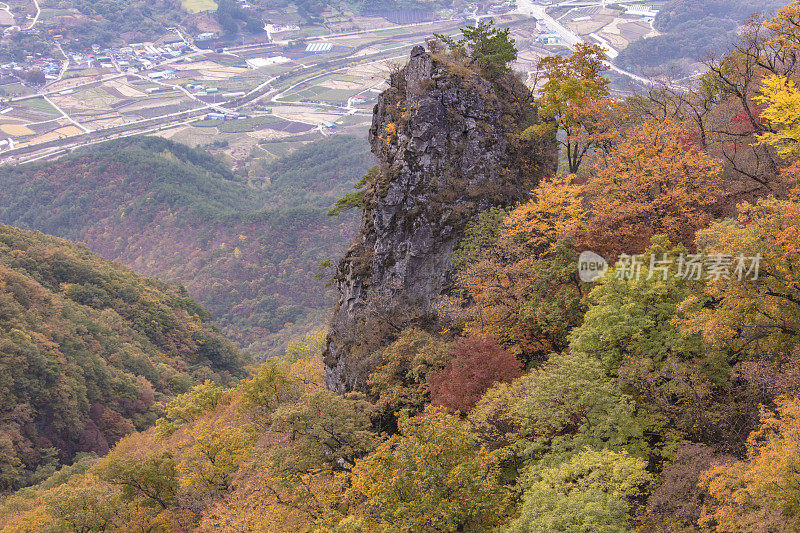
[177,419,257,499]
[700,396,800,532]
[284,329,327,363]
[238,358,299,429]
[680,198,800,360]
[268,389,377,476]
[458,177,588,362]
[584,119,723,256]
[347,408,513,532]
[43,479,126,533]
[752,73,800,195]
[467,376,529,449]
[367,328,452,427]
[94,433,178,511]
[429,336,521,413]
[646,444,735,533]
[156,380,228,438]
[526,43,612,173]
[753,75,800,160]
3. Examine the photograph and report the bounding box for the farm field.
[0,8,660,167]
[561,6,658,54]
[182,0,217,13]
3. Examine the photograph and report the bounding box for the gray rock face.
[324,46,556,393]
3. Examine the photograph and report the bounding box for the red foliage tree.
[430,337,522,413]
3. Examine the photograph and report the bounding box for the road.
[42,94,89,132]
[4,0,40,32]
[0,7,675,164]
[514,0,680,89]
[0,33,417,163]
[517,0,583,48]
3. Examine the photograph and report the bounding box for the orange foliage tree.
[700,396,800,532]
[456,177,589,362]
[583,119,723,257]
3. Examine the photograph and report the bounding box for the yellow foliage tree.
[679,198,800,359]
[178,419,257,499]
[700,396,800,532]
[346,408,512,532]
[459,177,588,360]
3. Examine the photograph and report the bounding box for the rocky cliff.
[324,44,557,393]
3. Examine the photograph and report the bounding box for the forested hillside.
[0,135,372,358]
[616,0,786,72]
[39,0,189,49]
[0,224,248,492]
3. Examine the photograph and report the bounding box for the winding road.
[515,0,682,90]
[3,0,40,33]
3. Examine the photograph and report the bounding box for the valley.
[0,0,671,168]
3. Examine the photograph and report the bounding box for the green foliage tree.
[508,448,653,533]
[436,21,518,77]
[237,359,300,432]
[347,408,513,532]
[367,328,452,426]
[453,207,509,270]
[518,350,644,462]
[569,238,704,371]
[328,167,377,216]
[94,442,178,510]
[269,390,377,474]
[156,380,227,438]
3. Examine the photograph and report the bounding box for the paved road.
[4,0,40,32]
[514,0,682,89]
[43,94,90,133]
[518,0,583,48]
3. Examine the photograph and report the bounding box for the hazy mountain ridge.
[0,135,373,357]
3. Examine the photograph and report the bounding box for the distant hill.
[39,0,188,49]
[616,0,787,72]
[0,135,372,357]
[0,223,248,490]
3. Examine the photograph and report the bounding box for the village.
[0,0,664,165]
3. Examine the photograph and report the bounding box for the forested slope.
[0,135,372,357]
[39,0,189,49]
[616,0,786,72]
[0,224,247,491]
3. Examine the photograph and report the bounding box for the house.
[536,34,562,44]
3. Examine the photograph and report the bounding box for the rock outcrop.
[324,44,557,393]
